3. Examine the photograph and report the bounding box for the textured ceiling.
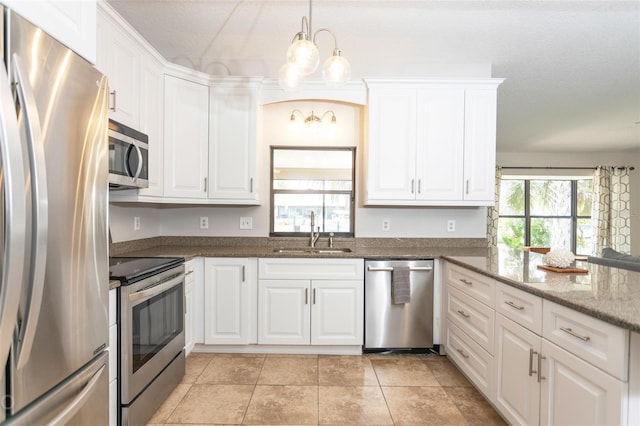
[106,0,640,153]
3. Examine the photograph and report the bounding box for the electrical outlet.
[239,217,253,230]
[447,220,455,232]
[382,219,390,231]
[133,216,140,231]
[200,217,209,229]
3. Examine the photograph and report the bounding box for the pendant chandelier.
[278,0,351,91]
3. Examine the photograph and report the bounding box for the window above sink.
[270,146,355,238]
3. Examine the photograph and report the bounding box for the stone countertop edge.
[109,279,120,290]
[441,255,640,334]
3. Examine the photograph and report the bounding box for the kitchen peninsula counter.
[443,249,640,333]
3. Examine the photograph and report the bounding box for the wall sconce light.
[290,110,336,126]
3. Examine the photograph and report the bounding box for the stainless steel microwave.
[108,119,149,189]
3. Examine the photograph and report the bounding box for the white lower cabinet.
[445,262,632,425]
[204,258,257,345]
[184,258,204,354]
[495,312,541,426]
[258,258,364,346]
[540,339,627,426]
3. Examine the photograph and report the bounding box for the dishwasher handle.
[367,266,433,272]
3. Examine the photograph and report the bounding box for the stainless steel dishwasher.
[364,259,434,350]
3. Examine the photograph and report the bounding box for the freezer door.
[6,352,108,426]
[6,10,109,413]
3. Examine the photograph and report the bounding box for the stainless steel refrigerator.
[0,7,109,425]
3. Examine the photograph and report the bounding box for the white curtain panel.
[592,166,632,255]
[486,166,502,248]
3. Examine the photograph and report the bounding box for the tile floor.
[147,352,507,425]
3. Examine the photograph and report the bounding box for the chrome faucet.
[310,211,320,247]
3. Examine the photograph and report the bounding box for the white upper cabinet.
[208,80,260,203]
[137,53,164,197]
[464,87,499,201]
[4,0,97,64]
[364,79,503,206]
[96,7,140,127]
[163,74,210,199]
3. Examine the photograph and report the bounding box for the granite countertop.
[113,244,489,260]
[442,248,640,333]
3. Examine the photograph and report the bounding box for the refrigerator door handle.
[12,54,49,370]
[0,59,28,371]
[46,364,107,426]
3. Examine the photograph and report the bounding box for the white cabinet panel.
[208,84,258,202]
[446,321,494,398]
[416,88,465,201]
[163,75,209,198]
[495,313,541,426]
[5,0,96,63]
[257,258,364,347]
[463,88,498,201]
[540,339,627,426]
[258,279,310,345]
[137,53,164,197]
[311,280,363,345]
[542,300,628,380]
[447,285,494,353]
[204,258,256,345]
[495,282,542,335]
[366,87,417,200]
[364,79,502,206]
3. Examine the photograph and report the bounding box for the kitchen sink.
[273,248,352,254]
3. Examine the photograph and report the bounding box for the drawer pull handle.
[184,270,194,276]
[505,300,525,310]
[457,310,470,319]
[560,327,591,342]
[305,288,308,305]
[528,349,538,377]
[456,347,469,359]
[537,354,546,383]
[460,278,473,286]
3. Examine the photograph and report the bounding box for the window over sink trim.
[270,146,356,237]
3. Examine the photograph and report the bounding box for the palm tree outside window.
[497,177,594,256]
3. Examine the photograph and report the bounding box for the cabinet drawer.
[259,258,364,280]
[446,320,494,399]
[447,285,494,353]
[542,300,629,380]
[447,263,495,307]
[495,282,542,335]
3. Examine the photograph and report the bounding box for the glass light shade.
[286,39,319,76]
[278,62,302,91]
[322,52,351,87]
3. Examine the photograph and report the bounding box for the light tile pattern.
[147,353,506,425]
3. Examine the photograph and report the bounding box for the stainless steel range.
[110,257,186,425]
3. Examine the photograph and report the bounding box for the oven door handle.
[128,273,184,304]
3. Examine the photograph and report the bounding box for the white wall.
[109,98,488,242]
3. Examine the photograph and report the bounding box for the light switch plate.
[240,217,253,230]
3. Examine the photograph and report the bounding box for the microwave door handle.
[133,143,143,182]
[123,143,134,180]
[12,54,49,369]
[0,61,28,371]
[128,273,184,304]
